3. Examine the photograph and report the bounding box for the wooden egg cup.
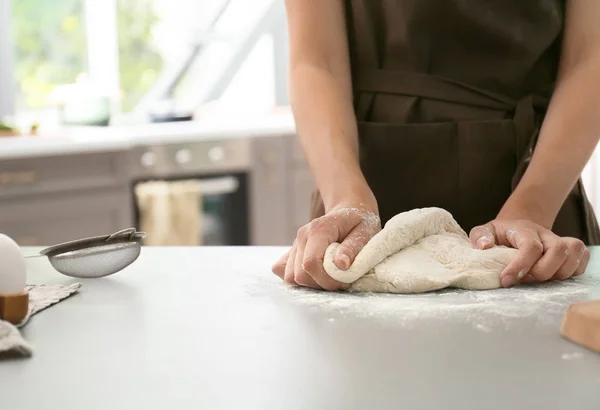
[561,300,600,352]
[0,292,29,325]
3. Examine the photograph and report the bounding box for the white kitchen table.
[1,247,599,410]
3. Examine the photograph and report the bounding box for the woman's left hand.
[469,219,590,287]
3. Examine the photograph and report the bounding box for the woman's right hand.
[272,203,381,291]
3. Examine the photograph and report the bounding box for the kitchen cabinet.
[0,151,133,246]
[250,135,315,246]
[250,136,290,246]
[0,132,312,247]
[0,150,130,196]
[288,135,314,234]
[0,188,132,245]
[289,166,314,232]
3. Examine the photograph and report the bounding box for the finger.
[303,220,348,291]
[553,239,586,280]
[574,247,590,276]
[283,242,298,284]
[294,270,321,289]
[469,224,497,250]
[293,228,321,289]
[500,229,544,287]
[519,274,538,284]
[528,235,569,282]
[334,223,377,270]
[272,249,290,279]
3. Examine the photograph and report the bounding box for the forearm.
[500,57,600,226]
[290,64,376,212]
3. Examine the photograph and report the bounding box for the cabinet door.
[0,151,130,199]
[287,134,315,243]
[0,187,133,246]
[289,166,315,238]
[249,137,290,246]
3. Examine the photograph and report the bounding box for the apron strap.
[347,3,381,124]
[355,69,517,110]
[354,69,550,185]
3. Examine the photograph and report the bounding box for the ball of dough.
[323,208,517,293]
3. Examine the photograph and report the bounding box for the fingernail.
[501,275,517,287]
[476,237,491,249]
[336,254,351,270]
[517,270,527,280]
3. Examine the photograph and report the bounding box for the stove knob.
[140,151,157,167]
[175,148,192,165]
[208,146,225,162]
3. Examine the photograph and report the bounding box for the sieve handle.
[106,228,137,241]
[23,253,43,259]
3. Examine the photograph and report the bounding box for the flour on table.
[278,275,597,328]
[561,352,584,360]
[323,207,517,293]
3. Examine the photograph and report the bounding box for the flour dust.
[272,275,600,330]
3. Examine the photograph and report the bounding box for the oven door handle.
[196,176,239,196]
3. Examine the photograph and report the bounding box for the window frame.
[2,0,288,120]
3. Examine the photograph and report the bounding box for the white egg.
[0,234,27,295]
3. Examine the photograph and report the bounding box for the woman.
[272,0,600,291]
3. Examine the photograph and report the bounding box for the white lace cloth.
[0,283,82,357]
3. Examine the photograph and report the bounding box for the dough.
[323,208,517,293]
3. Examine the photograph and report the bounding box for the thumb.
[469,223,497,250]
[333,226,373,271]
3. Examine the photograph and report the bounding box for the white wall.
[582,148,600,212]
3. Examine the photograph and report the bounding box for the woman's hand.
[470,219,590,287]
[272,205,381,291]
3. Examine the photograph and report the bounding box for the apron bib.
[310,0,600,245]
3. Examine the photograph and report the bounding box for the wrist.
[322,175,378,215]
[498,188,556,229]
[328,192,379,215]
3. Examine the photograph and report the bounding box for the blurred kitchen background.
[0,0,313,247]
[2,0,600,248]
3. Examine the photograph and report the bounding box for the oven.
[130,138,251,246]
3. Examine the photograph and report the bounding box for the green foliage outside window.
[12,0,86,109]
[12,0,163,112]
[116,0,163,111]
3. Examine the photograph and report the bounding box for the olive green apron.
[310,0,600,245]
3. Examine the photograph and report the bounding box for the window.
[124,0,286,120]
[116,0,164,112]
[8,0,288,127]
[12,0,87,110]
[168,0,279,117]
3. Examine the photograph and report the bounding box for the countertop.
[0,113,296,159]
[1,247,600,410]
